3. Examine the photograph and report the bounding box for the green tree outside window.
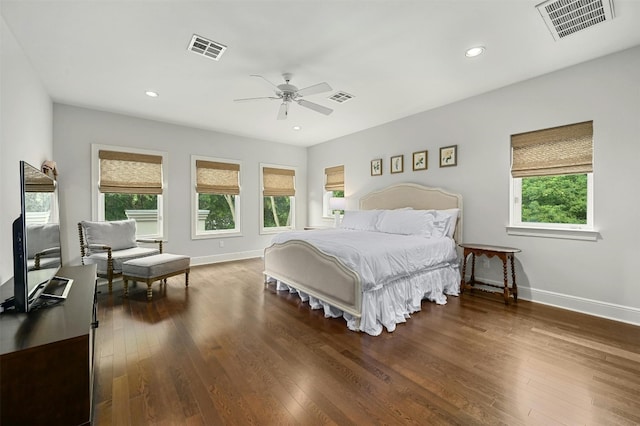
[521,174,587,224]
[264,196,291,227]
[199,194,236,230]
[331,190,344,215]
[104,193,157,221]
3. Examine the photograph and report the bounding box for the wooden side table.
[459,243,521,305]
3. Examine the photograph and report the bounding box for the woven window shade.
[511,121,593,178]
[99,150,163,194]
[195,160,240,195]
[324,165,344,191]
[263,167,295,197]
[25,166,55,193]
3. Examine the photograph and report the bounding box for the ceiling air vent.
[536,0,615,41]
[328,91,354,104]
[188,34,227,61]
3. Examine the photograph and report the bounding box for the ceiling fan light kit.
[234,73,334,120]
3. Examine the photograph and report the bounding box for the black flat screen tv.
[9,161,64,313]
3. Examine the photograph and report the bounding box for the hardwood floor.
[93,258,640,425]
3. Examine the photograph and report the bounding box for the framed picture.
[391,155,404,174]
[371,158,383,176]
[412,150,428,171]
[439,145,458,167]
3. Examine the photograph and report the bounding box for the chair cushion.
[83,246,160,273]
[122,253,190,279]
[81,220,137,253]
[26,223,60,258]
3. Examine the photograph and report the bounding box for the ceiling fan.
[234,73,333,120]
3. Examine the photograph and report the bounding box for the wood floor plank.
[93,258,640,425]
[111,375,130,426]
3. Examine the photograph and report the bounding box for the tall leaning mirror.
[24,161,62,276]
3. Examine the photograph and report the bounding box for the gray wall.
[308,46,640,325]
[53,104,307,267]
[0,17,53,282]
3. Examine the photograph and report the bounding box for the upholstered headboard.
[359,183,463,243]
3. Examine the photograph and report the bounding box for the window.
[192,156,241,238]
[323,165,344,217]
[260,164,295,233]
[92,145,167,239]
[508,121,595,240]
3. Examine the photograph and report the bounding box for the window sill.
[192,230,241,240]
[260,227,295,235]
[506,225,599,241]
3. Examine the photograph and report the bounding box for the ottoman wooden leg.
[123,278,129,297]
[147,281,153,301]
[185,271,189,287]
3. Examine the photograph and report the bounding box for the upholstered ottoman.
[122,253,190,301]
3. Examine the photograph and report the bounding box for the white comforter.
[270,229,458,293]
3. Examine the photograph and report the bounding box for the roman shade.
[263,167,295,197]
[195,160,240,195]
[25,166,55,193]
[324,165,344,191]
[511,121,593,178]
[99,150,163,194]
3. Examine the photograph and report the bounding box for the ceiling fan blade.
[234,96,281,102]
[296,99,333,116]
[296,82,332,97]
[277,102,288,120]
[250,74,281,91]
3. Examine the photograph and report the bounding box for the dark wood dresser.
[0,264,97,425]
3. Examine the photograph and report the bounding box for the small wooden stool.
[122,253,190,301]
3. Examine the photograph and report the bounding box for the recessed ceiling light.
[292,126,302,131]
[145,91,159,98]
[465,46,485,58]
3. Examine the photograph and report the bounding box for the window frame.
[507,121,597,241]
[322,190,334,218]
[91,144,168,239]
[259,163,296,234]
[507,173,597,241]
[322,165,345,218]
[191,155,242,240]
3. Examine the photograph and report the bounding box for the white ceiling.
[3,1,640,147]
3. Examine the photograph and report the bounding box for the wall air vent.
[536,0,615,41]
[328,91,354,104]
[188,34,227,61]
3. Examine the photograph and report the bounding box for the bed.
[263,183,463,336]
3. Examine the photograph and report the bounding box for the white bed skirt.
[269,264,460,336]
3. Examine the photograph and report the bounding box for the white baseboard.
[190,250,263,266]
[467,276,640,326]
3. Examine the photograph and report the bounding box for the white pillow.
[340,210,381,231]
[376,209,441,237]
[435,208,459,238]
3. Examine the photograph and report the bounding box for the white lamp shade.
[329,197,346,211]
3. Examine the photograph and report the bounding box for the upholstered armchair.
[78,219,163,292]
[27,223,61,271]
